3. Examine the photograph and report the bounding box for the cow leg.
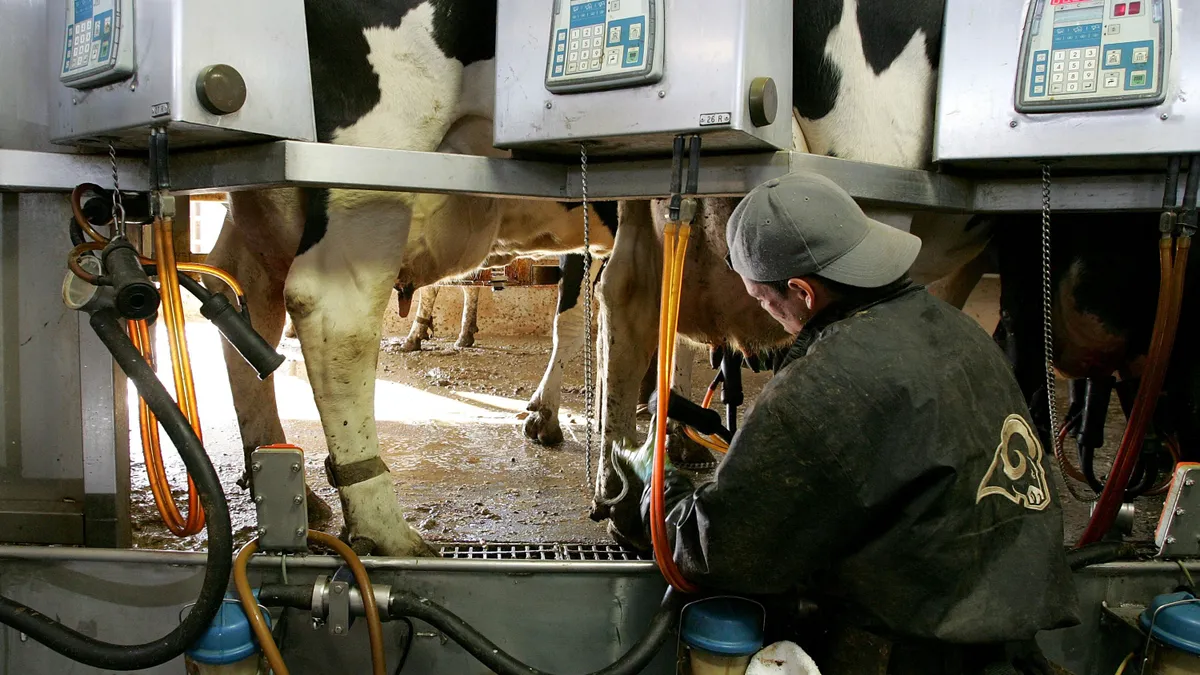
[284,193,433,557]
[592,201,660,520]
[525,253,601,447]
[399,285,438,352]
[454,286,481,349]
[925,249,992,311]
[204,192,333,524]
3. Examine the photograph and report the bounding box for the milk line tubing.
[69,182,282,537]
[652,135,704,594]
[1076,154,1199,547]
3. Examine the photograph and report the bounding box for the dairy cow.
[214,0,1194,556]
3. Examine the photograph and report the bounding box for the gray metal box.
[933,0,1199,169]
[47,0,316,150]
[493,0,794,158]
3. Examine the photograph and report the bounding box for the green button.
[1131,71,1147,86]
[626,46,639,63]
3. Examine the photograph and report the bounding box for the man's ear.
[787,277,817,310]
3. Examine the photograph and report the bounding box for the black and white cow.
[204,0,990,555]
[205,0,1196,556]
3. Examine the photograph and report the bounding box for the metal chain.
[108,143,127,238]
[1041,164,1058,447]
[581,144,594,488]
[1042,163,1095,501]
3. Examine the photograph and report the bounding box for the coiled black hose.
[0,299,233,670]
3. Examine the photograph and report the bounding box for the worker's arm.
[638,389,867,595]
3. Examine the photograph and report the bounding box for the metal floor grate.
[561,544,640,561]
[437,543,644,561]
[438,543,558,560]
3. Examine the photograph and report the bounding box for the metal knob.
[196,64,247,115]
[748,76,778,127]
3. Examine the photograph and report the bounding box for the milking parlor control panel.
[544,0,665,93]
[60,0,134,89]
[1016,0,1170,112]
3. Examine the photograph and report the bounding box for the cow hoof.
[305,486,334,525]
[397,336,424,353]
[523,409,564,446]
[349,536,377,557]
[348,528,437,558]
[604,484,651,552]
[454,334,475,349]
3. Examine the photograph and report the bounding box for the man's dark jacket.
[641,284,1080,650]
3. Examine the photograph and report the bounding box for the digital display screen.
[570,0,605,27]
[1054,5,1104,23]
[74,0,93,22]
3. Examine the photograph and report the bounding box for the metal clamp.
[250,445,309,553]
[668,134,702,226]
[327,579,351,636]
[307,574,394,632]
[310,574,329,630]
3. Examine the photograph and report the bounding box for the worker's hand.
[605,438,668,553]
[613,437,673,486]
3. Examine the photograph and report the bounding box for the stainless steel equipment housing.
[47,0,316,150]
[493,0,794,158]
[934,0,1199,169]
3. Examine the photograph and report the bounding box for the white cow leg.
[525,256,601,446]
[284,192,433,557]
[593,201,660,521]
[454,286,481,349]
[399,285,439,352]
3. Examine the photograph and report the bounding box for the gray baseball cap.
[725,172,921,288]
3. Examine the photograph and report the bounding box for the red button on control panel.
[1114,2,1127,15]
[1129,1,1142,13]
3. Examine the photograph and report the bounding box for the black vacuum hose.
[141,263,285,379]
[257,585,681,675]
[1065,541,1140,570]
[0,303,233,670]
[389,588,681,675]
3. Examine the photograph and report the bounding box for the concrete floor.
[128,275,1165,552]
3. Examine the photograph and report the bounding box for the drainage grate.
[437,543,643,561]
[438,543,558,560]
[561,544,640,561]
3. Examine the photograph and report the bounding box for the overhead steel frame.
[0,143,1185,214]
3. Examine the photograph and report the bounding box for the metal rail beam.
[0,544,657,574]
[169,142,570,199]
[0,144,1179,213]
[0,149,149,192]
[972,174,1181,213]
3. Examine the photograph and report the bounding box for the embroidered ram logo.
[976,414,1052,511]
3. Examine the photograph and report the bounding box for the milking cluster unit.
[1,0,1200,672]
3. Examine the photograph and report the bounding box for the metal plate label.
[699,112,731,126]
